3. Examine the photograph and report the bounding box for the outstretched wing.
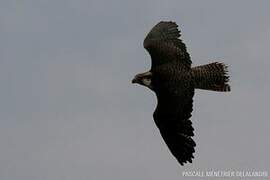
[143,21,192,69]
[153,85,195,165]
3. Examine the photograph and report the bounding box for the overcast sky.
[1,0,270,179]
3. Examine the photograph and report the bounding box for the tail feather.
[192,62,230,92]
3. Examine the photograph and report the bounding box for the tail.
[191,62,230,92]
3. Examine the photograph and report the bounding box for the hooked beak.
[132,77,138,84]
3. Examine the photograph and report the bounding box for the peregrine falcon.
[132,21,230,165]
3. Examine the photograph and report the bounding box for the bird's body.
[132,21,230,166]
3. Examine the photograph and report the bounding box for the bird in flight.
[132,21,230,166]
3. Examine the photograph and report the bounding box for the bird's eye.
[143,77,151,85]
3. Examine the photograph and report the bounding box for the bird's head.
[132,71,153,89]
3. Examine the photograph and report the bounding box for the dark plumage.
[132,21,230,166]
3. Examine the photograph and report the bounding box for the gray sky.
[1,0,270,179]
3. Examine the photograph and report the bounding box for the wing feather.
[143,21,192,69]
[153,85,195,165]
